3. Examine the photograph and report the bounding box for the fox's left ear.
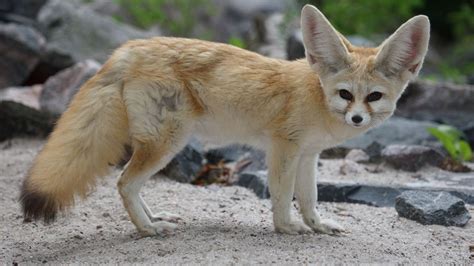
[375,15,430,80]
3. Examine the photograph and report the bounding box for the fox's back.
[114,37,309,144]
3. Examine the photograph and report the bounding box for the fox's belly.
[193,113,270,150]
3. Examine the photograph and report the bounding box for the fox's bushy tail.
[20,67,129,223]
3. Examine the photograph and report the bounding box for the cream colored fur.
[22,5,430,236]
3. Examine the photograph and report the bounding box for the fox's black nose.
[352,115,363,124]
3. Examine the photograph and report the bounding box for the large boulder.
[40,60,101,116]
[397,80,474,128]
[37,0,155,64]
[0,23,45,88]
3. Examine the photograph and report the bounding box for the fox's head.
[301,5,430,128]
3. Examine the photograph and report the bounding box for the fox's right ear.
[301,5,349,75]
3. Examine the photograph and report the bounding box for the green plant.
[428,125,472,162]
[228,36,246,49]
[115,0,213,37]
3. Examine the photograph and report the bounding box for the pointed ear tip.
[301,4,321,16]
[412,15,430,27]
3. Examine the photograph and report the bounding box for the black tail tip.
[20,181,58,224]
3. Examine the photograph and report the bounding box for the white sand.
[1,138,473,264]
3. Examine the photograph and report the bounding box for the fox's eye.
[366,92,382,102]
[339,89,353,101]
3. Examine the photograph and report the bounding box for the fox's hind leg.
[118,80,194,236]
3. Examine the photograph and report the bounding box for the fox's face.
[301,5,430,129]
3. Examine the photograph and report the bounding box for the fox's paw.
[306,218,346,235]
[150,211,182,223]
[139,221,177,237]
[274,220,312,235]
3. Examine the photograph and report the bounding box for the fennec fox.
[20,5,430,236]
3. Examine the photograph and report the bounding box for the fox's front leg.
[295,152,345,235]
[267,139,311,234]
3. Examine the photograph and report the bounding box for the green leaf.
[228,37,246,49]
[459,140,473,161]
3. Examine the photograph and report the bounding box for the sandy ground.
[1,138,473,264]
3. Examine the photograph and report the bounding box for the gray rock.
[397,80,474,128]
[236,171,270,199]
[37,0,155,63]
[395,191,471,227]
[342,117,439,150]
[381,145,445,172]
[364,141,385,162]
[256,13,286,59]
[159,140,204,183]
[40,60,101,116]
[0,85,43,109]
[213,0,286,43]
[0,0,47,18]
[0,23,45,88]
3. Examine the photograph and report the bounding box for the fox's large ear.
[301,5,349,75]
[375,15,430,80]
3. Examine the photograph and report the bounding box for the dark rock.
[318,181,474,207]
[40,60,101,116]
[364,141,385,163]
[159,141,204,183]
[37,0,155,63]
[0,85,42,109]
[381,145,445,172]
[395,191,471,227]
[236,171,270,199]
[0,23,45,88]
[205,144,266,172]
[397,80,474,128]
[347,186,401,207]
[286,30,304,60]
[25,46,76,86]
[342,117,438,150]
[0,100,54,141]
[0,0,47,18]
[317,183,360,203]
[462,122,474,148]
[320,147,350,159]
